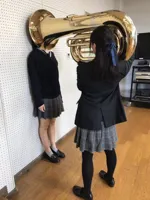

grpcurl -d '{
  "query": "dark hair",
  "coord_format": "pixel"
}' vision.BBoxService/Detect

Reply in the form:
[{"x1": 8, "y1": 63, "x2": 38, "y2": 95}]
[
  {"x1": 90, "y1": 25, "x2": 119, "y2": 81},
  {"x1": 31, "y1": 40, "x2": 49, "y2": 50}
]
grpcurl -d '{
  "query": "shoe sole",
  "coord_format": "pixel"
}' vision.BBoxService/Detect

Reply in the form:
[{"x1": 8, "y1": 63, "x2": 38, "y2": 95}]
[
  {"x1": 42, "y1": 153, "x2": 60, "y2": 163},
  {"x1": 50, "y1": 147, "x2": 66, "y2": 159},
  {"x1": 99, "y1": 172, "x2": 115, "y2": 187},
  {"x1": 72, "y1": 186, "x2": 93, "y2": 200}
]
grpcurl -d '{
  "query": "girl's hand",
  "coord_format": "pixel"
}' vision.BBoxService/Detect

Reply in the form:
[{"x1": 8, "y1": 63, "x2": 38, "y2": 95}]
[{"x1": 38, "y1": 104, "x2": 45, "y2": 112}]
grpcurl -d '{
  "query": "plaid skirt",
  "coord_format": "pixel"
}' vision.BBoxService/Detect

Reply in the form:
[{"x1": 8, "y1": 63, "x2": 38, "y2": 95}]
[
  {"x1": 74, "y1": 122, "x2": 117, "y2": 153},
  {"x1": 37, "y1": 95, "x2": 64, "y2": 119}
]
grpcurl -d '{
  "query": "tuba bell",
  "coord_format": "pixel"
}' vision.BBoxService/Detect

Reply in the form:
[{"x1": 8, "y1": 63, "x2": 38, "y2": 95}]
[{"x1": 29, "y1": 9, "x2": 137, "y2": 62}]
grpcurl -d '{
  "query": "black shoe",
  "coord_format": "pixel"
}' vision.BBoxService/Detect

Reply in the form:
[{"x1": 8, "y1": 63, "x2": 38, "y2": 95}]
[
  {"x1": 43, "y1": 152, "x2": 60, "y2": 163},
  {"x1": 99, "y1": 170, "x2": 115, "y2": 187},
  {"x1": 50, "y1": 147, "x2": 65, "y2": 158},
  {"x1": 72, "y1": 186, "x2": 93, "y2": 200}
]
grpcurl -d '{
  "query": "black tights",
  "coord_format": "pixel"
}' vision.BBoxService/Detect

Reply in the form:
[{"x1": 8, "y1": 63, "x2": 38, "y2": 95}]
[
  {"x1": 104, "y1": 149, "x2": 117, "y2": 179},
  {"x1": 82, "y1": 151, "x2": 94, "y2": 195},
  {"x1": 82, "y1": 149, "x2": 117, "y2": 194}
]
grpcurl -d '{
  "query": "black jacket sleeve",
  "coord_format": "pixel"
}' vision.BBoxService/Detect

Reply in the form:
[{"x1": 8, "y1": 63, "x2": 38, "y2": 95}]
[
  {"x1": 118, "y1": 53, "x2": 135, "y2": 79},
  {"x1": 77, "y1": 64, "x2": 83, "y2": 91},
  {"x1": 27, "y1": 53, "x2": 44, "y2": 108}
]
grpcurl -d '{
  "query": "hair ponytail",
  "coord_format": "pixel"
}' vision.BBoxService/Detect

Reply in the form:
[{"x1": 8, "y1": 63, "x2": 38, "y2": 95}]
[
  {"x1": 92, "y1": 48, "x2": 113, "y2": 80},
  {"x1": 90, "y1": 26, "x2": 119, "y2": 81}
]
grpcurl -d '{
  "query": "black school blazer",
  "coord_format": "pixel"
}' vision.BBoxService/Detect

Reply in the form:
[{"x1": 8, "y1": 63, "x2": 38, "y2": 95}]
[{"x1": 75, "y1": 55, "x2": 135, "y2": 130}]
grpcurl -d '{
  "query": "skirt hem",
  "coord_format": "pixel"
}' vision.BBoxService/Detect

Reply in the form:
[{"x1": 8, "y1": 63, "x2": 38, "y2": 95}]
[
  {"x1": 75, "y1": 142, "x2": 117, "y2": 153},
  {"x1": 74, "y1": 122, "x2": 117, "y2": 153},
  {"x1": 37, "y1": 95, "x2": 64, "y2": 119},
  {"x1": 38, "y1": 111, "x2": 64, "y2": 120}
]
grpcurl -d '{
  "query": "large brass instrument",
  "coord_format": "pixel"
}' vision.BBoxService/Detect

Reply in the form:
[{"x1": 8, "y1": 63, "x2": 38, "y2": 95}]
[{"x1": 29, "y1": 9, "x2": 137, "y2": 62}]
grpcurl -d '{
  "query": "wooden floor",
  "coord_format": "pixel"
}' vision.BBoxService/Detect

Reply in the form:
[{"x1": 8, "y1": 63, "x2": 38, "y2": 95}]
[{"x1": 11, "y1": 106, "x2": 150, "y2": 200}]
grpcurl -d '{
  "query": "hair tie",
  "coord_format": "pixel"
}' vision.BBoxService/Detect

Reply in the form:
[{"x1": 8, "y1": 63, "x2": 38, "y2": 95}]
[{"x1": 106, "y1": 42, "x2": 117, "y2": 66}]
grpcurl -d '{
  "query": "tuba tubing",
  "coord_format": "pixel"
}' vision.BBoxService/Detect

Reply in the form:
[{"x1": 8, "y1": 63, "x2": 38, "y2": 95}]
[{"x1": 29, "y1": 9, "x2": 137, "y2": 62}]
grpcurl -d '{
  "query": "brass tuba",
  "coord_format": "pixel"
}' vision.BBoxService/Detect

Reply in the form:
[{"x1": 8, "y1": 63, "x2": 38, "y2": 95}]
[{"x1": 29, "y1": 9, "x2": 137, "y2": 62}]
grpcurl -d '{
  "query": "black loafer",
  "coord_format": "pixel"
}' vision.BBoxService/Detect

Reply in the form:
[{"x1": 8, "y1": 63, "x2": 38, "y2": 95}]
[
  {"x1": 43, "y1": 152, "x2": 60, "y2": 163},
  {"x1": 51, "y1": 147, "x2": 65, "y2": 158},
  {"x1": 72, "y1": 186, "x2": 93, "y2": 200},
  {"x1": 99, "y1": 170, "x2": 115, "y2": 187}
]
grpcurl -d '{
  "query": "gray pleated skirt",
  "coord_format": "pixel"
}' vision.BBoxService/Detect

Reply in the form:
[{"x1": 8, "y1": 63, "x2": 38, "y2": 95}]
[
  {"x1": 38, "y1": 95, "x2": 64, "y2": 119},
  {"x1": 74, "y1": 122, "x2": 117, "y2": 153}
]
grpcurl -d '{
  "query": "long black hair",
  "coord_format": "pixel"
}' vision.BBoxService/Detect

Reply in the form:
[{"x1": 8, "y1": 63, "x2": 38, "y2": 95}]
[{"x1": 90, "y1": 25, "x2": 119, "y2": 81}]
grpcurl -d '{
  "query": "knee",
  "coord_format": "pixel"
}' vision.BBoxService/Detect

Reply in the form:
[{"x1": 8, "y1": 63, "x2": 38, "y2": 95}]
[
  {"x1": 40, "y1": 120, "x2": 50, "y2": 131},
  {"x1": 49, "y1": 118, "x2": 56, "y2": 126},
  {"x1": 82, "y1": 151, "x2": 93, "y2": 161}
]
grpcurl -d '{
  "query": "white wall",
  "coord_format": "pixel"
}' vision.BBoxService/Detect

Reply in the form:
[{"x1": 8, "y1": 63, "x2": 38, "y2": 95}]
[
  {"x1": 114, "y1": 0, "x2": 123, "y2": 10},
  {"x1": 0, "y1": 0, "x2": 116, "y2": 193},
  {"x1": 123, "y1": 0, "x2": 150, "y2": 33},
  {"x1": 0, "y1": 2, "x2": 15, "y2": 191},
  {"x1": 119, "y1": 0, "x2": 150, "y2": 97},
  {"x1": 0, "y1": 85, "x2": 15, "y2": 192}
]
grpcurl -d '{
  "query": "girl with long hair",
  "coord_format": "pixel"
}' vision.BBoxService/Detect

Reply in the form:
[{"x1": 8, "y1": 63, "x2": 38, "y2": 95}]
[{"x1": 73, "y1": 25, "x2": 134, "y2": 200}]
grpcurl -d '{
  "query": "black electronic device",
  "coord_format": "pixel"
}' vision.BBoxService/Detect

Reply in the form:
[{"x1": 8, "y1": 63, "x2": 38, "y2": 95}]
[{"x1": 135, "y1": 33, "x2": 150, "y2": 59}]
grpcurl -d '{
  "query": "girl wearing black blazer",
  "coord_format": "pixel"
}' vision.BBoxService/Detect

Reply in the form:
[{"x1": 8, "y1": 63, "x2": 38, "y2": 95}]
[
  {"x1": 73, "y1": 26, "x2": 134, "y2": 200},
  {"x1": 28, "y1": 43, "x2": 65, "y2": 164}
]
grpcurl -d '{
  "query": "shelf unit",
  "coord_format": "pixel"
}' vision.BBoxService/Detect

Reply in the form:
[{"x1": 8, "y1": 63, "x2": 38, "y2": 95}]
[{"x1": 130, "y1": 65, "x2": 150, "y2": 103}]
